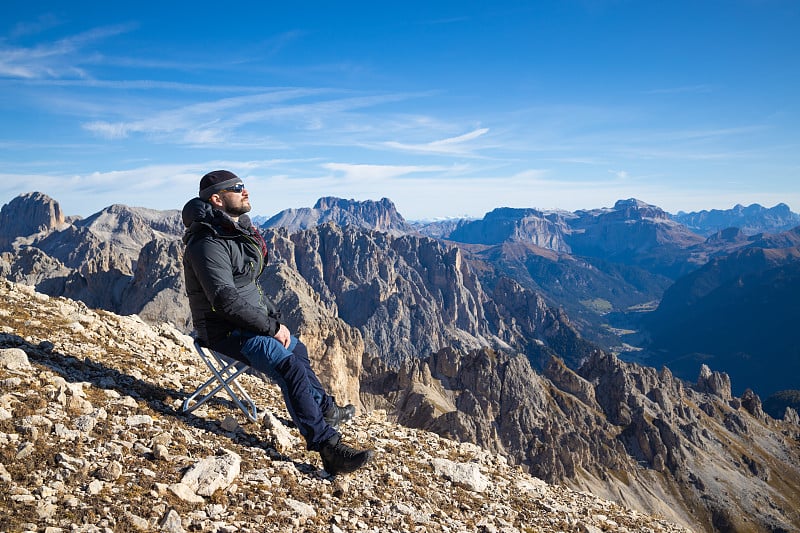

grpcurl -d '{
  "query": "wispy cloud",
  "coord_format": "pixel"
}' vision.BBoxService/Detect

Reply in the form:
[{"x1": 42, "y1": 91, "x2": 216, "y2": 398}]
[
  {"x1": 81, "y1": 89, "x2": 428, "y2": 149},
  {"x1": 0, "y1": 23, "x2": 135, "y2": 79},
  {"x1": 81, "y1": 88, "x2": 336, "y2": 140},
  {"x1": 383, "y1": 127, "x2": 490, "y2": 155}
]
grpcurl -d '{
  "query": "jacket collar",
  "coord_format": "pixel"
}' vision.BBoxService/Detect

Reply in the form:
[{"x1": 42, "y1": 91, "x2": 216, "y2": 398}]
[{"x1": 182, "y1": 197, "x2": 256, "y2": 242}]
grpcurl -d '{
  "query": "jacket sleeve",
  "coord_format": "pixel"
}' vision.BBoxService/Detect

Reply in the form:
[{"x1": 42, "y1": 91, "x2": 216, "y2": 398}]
[{"x1": 185, "y1": 235, "x2": 280, "y2": 336}]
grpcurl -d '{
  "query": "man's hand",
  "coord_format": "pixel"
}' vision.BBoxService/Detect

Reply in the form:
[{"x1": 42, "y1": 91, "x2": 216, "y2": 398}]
[{"x1": 274, "y1": 324, "x2": 291, "y2": 348}]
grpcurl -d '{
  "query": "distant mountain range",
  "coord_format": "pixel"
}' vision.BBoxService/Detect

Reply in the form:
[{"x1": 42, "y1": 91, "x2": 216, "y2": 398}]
[
  {"x1": 2, "y1": 191, "x2": 800, "y2": 531},
  {"x1": 673, "y1": 202, "x2": 800, "y2": 236},
  {"x1": 3, "y1": 192, "x2": 798, "y2": 390}
]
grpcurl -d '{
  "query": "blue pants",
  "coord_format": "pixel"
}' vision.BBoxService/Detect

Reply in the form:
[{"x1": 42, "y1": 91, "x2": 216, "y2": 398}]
[{"x1": 220, "y1": 331, "x2": 339, "y2": 450}]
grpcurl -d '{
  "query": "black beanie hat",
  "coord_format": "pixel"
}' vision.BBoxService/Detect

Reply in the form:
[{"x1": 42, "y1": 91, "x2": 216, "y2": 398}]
[{"x1": 199, "y1": 170, "x2": 242, "y2": 200}]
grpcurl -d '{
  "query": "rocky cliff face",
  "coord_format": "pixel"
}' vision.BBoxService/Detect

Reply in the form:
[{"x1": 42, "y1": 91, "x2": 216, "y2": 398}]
[
  {"x1": 444, "y1": 207, "x2": 572, "y2": 252},
  {"x1": 415, "y1": 199, "x2": 716, "y2": 348},
  {"x1": 460, "y1": 240, "x2": 673, "y2": 349},
  {"x1": 262, "y1": 224, "x2": 497, "y2": 367},
  {"x1": 0, "y1": 279, "x2": 689, "y2": 533},
  {"x1": 361, "y1": 344, "x2": 800, "y2": 532},
  {"x1": 73, "y1": 203, "x2": 183, "y2": 261},
  {"x1": 0, "y1": 192, "x2": 65, "y2": 251},
  {"x1": 0, "y1": 194, "x2": 185, "y2": 328},
  {"x1": 261, "y1": 223, "x2": 587, "y2": 370},
  {"x1": 119, "y1": 238, "x2": 190, "y2": 330}
]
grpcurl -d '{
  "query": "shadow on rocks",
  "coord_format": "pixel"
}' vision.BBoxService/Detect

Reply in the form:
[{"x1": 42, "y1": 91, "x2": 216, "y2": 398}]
[{"x1": 0, "y1": 332, "x2": 318, "y2": 475}]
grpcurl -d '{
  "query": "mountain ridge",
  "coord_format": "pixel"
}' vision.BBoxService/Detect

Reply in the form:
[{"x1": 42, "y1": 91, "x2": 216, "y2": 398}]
[
  {"x1": 673, "y1": 202, "x2": 800, "y2": 236},
  {"x1": 260, "y1": 197, "x2": 415, "y2": 236}
]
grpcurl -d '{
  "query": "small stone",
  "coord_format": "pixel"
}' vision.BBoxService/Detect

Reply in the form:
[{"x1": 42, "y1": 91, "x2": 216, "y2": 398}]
[
  {"x1": 262, "y1": 411, "x2": 297, "y2": 452},
  {"x1": 36, "y1": 501, "x2": 58, "y2": 520},
  {"x1": 159, "y1": 509, "x2": 186, "y2": 533},
  {"x1": 0, "y1": 348, "x2": 32, "y2": 371},
  {"x1": 152, "y1": 432, "x2": 172, "y2": 446},
  {"x1": 220, "y1": 415, "x2": 239, "y2": 432},
  {"x1": 126, "y1": 414, "x2": 153, "y2": 426},
  {"x1": 181, "y1": 449, "x2": 241, "y2": 497},
  {"x1": 121, "y1": 396, "x2": 139, "y2": 408},
  {"x1": 16, "y1": 441, "x2": 35, "y2": 460},
  {"x1": 153, "y1": 444, "x2": 171, "y2": 461},
  {"x1": 431, "y1": 458, "x2": 489, "y2": 493},
  {"x1": 95, "y1": 461, "x2": 123, "y2": 481},
  {"x1": 74, "y1": 415, "x2": 97, "y2": 434},
  {"x1": 54, "y1": 424, "x2": 80, "y2": 440},
  {"x1": 87, "y1": 479, "x2": 104, "y2": 495},
  {"x1": 332, "y1": 478, "x2": 351, "y2": 498},
  {"x1": 125, "y1": 512, "x2": 150, "y2": 531},
  {"x1": 67, "y1": 396, "x2": 94, "y2": 415},
  {"x1": 285, "y1": 498, "x2": 317, "y2": 519},
  {"x1": 169, "y1": 483, "x2": 205, "y2": 504},
  {"x1": 64, "y1": 497, "x2": 80, "y2": 508}
]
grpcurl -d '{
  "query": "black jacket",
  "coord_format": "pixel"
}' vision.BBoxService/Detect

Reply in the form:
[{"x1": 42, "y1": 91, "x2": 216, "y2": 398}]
[{"x1": 182, "y1": 197, "x2": 281, "y2": 353}]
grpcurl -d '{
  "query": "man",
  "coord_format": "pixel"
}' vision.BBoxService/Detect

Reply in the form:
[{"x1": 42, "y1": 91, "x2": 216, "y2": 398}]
[{"x1": 182, "y1": 169, "x2": 373, "y2": 475}]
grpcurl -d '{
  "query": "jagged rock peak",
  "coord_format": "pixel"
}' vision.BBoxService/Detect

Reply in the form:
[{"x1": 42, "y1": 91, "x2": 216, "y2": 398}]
[
  {"x1": 614, "y1": 198, "x2": 657, "y2": 210},
  {"x1": 0, "y1": 192, "x2": 65, "y2": 250},
  {"x1": 611, "y1": 198, "x2": 671, "y2": 220},
  {"x1": 313, "y1": 196, "x2": 396, "y2": 212},
  {"x1": 696, "y1": 363, "x2": 732, "y2": 401},
  {"x1": 263, "y1": 196, "x2": 414, "y2": 235}
]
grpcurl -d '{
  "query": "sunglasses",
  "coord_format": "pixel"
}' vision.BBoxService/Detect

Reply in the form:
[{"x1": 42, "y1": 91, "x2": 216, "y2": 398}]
[{"x1": 219, "y1": 183, "x2": 245, "y2": 194}]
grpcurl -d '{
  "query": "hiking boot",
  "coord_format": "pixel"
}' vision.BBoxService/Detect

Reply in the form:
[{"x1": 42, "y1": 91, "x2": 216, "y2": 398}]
[
  {"x1": 324, "y1": 403, "x2": 356, "y2": 428},
  {"x1": 319, "y1": 436, "x2": 374, "y2": 475}
]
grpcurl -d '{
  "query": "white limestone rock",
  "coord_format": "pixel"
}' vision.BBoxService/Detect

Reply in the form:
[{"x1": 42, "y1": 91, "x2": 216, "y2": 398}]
[{"x1": 180, "y1": 449, "x2": 241, "y2": 497}]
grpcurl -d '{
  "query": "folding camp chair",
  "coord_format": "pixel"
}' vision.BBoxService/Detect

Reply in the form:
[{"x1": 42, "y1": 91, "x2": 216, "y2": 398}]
[{"x1": 182, "y1": 339, "x2": 260, "y2": 423}]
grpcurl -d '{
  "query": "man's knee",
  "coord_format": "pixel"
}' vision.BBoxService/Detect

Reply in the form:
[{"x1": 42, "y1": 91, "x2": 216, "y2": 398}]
[{"x1": 241, "y1": 334, "x2": 292, "y2": 369}]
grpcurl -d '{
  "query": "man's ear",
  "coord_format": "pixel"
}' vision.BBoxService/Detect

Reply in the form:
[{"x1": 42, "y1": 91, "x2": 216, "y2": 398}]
[{"x1": 208, "y1": 193, "x2": 223, "y2": 208}]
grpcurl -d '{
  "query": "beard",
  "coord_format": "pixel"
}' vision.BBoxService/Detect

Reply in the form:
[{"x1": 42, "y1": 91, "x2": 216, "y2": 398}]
[{"x1": 222, "y1": 196, "x2": 251, "y2": 217}]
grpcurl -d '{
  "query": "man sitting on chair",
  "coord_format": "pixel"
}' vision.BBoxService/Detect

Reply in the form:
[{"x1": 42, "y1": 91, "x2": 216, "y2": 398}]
[{"x1": 182, "y1": 170, "x2": 373, "y2": 475}]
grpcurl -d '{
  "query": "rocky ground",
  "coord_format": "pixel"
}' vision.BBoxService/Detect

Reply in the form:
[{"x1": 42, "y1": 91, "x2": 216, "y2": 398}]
[{"x1": 0, "y1": 278, "x2": 690, "y2": 532}]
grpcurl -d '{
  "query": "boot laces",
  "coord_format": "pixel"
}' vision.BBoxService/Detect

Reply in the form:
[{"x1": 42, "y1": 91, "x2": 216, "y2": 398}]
[{"x1": 332, "y1": 441, "x2": 361, "y2": 459}]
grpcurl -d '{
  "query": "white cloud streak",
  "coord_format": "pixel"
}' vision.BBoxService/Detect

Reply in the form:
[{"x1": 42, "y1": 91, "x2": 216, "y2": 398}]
[
  {"x1": 0, "y1": 24, "x2": 135, "y2": 79},
  {"x1": 383, "y1": 127, "x2": 490, "y2": 155}
]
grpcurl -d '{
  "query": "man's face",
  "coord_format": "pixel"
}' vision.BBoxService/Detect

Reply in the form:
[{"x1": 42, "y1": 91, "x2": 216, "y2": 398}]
[{"x1": 216, "y1": 185, "x2": 251, "y2": 217}]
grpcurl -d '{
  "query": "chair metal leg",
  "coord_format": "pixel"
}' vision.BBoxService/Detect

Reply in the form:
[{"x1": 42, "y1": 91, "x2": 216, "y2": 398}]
[{"x1": 182, "y1": 341, "x2": 260, "y2": 423}]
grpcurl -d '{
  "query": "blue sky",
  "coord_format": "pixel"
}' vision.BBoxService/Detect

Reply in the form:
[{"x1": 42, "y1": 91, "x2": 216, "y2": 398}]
[{"x1": 1, "y1": 1, "x2": 798, "y2": 220}]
